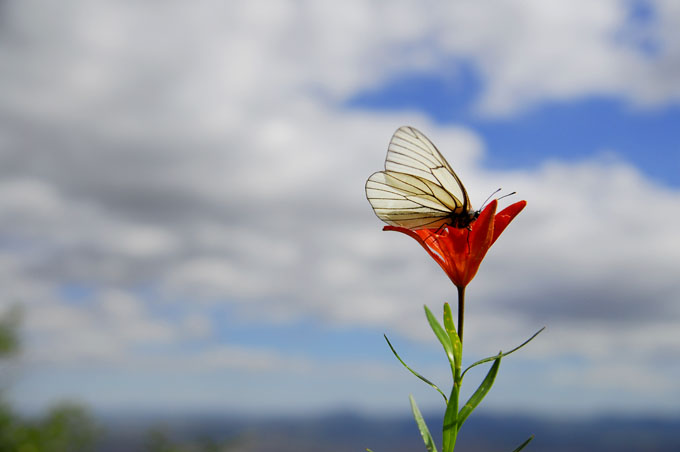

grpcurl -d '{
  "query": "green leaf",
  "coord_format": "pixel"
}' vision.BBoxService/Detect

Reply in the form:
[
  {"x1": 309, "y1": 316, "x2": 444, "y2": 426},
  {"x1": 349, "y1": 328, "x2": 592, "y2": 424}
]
[
  {"x1": 366, "y1": 449, "x2": 375, "y2": 452},
  {"x1": 409, "y1": 395, "x2": 438, "y2": 452},
  {"x1": 384, "y1": 335, "x2": 448, "y2": 403},
  {"x1": 442, "y1": 303, "x2": 462, "y2": 370},
  {"x1": 457, "y1": 354, "x2": 501, "y2": 428},
  {"x1": 461, "y1": 327, "x2": 544, "y2": 379},
  {"x1": 424, "y1": 305, "x2": 455, "y2": 369},
  {"x1": 441, "y1": 387, "x2": 459, "y2": 452},
  {"x1": 511, "y1": 435, "x2": 534, "y2": 452}
]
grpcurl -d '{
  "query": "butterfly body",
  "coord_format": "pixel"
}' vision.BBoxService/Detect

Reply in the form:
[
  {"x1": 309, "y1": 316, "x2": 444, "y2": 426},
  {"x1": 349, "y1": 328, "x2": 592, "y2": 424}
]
[
  {"x1": 445, "y1": 208, "x2": 479, "y2": 229},
  {"x1": 366, "y1": 126, "x2": 478, "y2": 230}
]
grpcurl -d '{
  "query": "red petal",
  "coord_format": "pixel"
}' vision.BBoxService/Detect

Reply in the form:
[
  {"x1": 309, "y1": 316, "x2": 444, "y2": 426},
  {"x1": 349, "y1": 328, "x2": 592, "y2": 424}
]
[
  {"x1": 383, "y1": 226, "x2": 446, "y2": 268},
  {"x1": 491, "y1": 200, "x2": 527, "y2": 245},
  {"x1": 460, "y1": 200, "x2": 496, "y2": 286}
]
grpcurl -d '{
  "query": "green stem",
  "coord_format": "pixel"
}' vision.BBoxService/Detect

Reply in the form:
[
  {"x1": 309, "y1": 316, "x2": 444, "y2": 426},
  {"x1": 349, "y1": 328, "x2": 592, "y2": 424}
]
[
  {"x1": 444, "y1": 287, "x2": 466, "y2": 452},
  {"x1": 457, "y1": 285, "x2": 465, "y2": 344}
]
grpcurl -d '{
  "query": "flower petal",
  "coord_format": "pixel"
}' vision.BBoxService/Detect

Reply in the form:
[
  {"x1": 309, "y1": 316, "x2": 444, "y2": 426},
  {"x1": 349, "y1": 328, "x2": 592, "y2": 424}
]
[
  {"x1": 383, "y1": 226, "x2": 447, "y2": 269},
  {"x1": 382, "y1": 199, "x2": 526, "y2": 290},
  {"x1": 459, "y1": 200, "x2": 496, "y2": 286},
  {"x1": 491, "y1": 200, "x2": 527, "y2": 245}
]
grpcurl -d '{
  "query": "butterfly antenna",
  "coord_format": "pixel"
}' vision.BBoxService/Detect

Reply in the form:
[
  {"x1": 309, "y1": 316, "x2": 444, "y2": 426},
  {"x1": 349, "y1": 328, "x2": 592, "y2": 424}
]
[
  {"x1": 497, "y1": 191, "x2": 517, "y2": 201},
  {"x1": 479, "y1": 188, "x2": 502, "y2": 210}
]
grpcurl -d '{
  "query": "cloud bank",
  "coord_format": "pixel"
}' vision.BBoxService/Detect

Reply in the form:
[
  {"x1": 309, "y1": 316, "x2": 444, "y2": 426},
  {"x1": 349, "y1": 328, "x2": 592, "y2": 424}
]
[{"x1": 1, "y1": 0, "x2": 679, "y2": 414}]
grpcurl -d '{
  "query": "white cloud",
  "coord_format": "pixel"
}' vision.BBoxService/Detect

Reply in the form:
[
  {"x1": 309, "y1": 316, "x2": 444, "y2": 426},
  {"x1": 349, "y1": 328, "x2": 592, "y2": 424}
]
[
  {"x1": 21, "y1": 288, "x2": 179, "y2": 366},
  {"x1": 3, "y1": 0, "x2": 680, "y2": 123},
  {"x1": 182, "y1": 313, "x2": 213, "y2": 339},
  {"x1": 164, "y1": 257, "x2": 270, "y2": 300},
  {"x1": 0, "y1": 0, "x2": 679, "y2": 414},
  {"x1": 435, "y1": 0, "x2": 680, "y2": 115}
]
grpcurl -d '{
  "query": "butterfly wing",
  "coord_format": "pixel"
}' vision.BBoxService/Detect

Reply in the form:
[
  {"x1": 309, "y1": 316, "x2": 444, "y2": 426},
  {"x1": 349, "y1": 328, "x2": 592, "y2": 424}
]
[
  {"x1": 365, "y1": 126, "x2": 472, "y2": 229},
  {"x1": 366, "y1": 171, "x2": 454, "y2": 229},
  {"x1": 386, "y1": 126, "x2": 471, "y2": 211}
]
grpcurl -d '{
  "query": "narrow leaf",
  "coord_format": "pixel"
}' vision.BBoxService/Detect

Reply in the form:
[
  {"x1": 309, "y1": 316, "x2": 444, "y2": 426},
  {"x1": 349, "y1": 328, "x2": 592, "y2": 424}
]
[
  {"x1": 424, "y1": 305, "x2": 455, "y2": 368},
  {"x1": 441, "y1": 386, "x2": 458, "y2": 452},
  {"x1": 457, "y1": 355, "x2": 501, "y2": 428},
  {"x1": 461, "y1": 327, "x2": 544, "y2": 379},
  {"x1": 511, "y1": 435, "x2": 534, "y2": 452},
  {"x1": 409, "y1": 395, "x2": 438, "y2": 452},
  {"x1": 442, "y1": 303, "x2": 462, "y2": 369},
  {"x1": 384, "y1": 335, "x2": 447, "y2": 403}
]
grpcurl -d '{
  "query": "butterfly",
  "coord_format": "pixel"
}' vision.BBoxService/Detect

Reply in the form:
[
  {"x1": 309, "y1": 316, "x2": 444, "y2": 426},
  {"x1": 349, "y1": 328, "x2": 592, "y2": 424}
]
[{"x1": 365, "y1": 126, "x2": 479, "y2": 230}]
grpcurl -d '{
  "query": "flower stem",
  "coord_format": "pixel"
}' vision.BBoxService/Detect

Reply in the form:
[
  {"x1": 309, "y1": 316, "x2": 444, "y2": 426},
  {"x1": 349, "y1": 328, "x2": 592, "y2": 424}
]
[{"x1": 457, "y1": 285, "x2": 465, "y2": 344}]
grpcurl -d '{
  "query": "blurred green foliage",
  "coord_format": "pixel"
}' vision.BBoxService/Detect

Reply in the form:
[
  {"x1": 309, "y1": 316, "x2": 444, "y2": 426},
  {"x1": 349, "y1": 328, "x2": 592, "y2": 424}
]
[
  {"x1": 0, "y1": 307, "x2": 100, "y2": 451},
  {"x1": 0, "y1": 307, "x2": 20, "y2": 356},
  {"x1": 0, "y1": 402, "x2": 100, "y2": 452},
  {"x1": 0, "y1": 308, "x2": 239, "y2": 451}
]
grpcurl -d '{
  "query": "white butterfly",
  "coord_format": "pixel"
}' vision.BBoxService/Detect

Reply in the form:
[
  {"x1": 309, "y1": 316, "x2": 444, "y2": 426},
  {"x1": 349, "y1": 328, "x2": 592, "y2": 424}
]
[{"x1": 366, "y1": 126, "x2": 478, "y2": 230}]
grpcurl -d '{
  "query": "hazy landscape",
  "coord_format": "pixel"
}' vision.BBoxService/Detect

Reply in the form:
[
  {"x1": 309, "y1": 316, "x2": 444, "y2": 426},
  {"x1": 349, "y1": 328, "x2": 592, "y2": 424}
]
[{"x1": 93, "y1": 411, "x2": 680, "y2": 452}]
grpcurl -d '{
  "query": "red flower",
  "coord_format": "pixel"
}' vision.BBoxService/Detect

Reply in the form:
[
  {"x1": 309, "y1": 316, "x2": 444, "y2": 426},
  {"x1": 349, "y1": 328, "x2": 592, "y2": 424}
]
[{"x1": 384, "y1": 200, "x2": 526, "y2": 289}]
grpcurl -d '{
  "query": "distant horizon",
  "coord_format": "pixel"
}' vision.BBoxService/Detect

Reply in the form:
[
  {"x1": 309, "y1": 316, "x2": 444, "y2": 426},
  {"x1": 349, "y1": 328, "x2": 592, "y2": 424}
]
[
  {"x1": 13, "y1": 402, "x2": 680, "y2": 424},
  {"x1": 56, "y1": 409, "x2": 680, "y2": 452}
]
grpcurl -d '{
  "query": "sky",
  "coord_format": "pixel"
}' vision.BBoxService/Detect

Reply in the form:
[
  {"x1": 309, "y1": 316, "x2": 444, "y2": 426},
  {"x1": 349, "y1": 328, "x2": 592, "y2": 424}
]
[{"x1": 0, "y1": 0, "x2": 679, "y2": 419}]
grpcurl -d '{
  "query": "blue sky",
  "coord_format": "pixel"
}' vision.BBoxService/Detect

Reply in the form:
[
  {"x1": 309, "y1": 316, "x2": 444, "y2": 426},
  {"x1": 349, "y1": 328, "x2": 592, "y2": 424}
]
[
  {"x1": 1, "y1": 0, "x2": 680, "y2": 420},
  {"x1": 349, "y1": 68, "x2": 680, "y2": 187}
]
